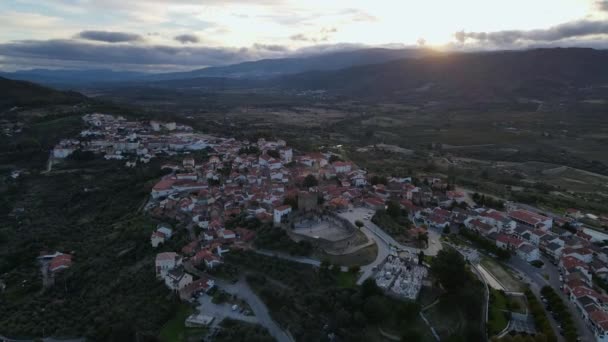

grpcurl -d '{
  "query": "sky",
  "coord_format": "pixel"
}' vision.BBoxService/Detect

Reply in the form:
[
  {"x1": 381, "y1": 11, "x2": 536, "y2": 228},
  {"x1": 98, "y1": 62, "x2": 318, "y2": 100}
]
[{"x1": 1, "y1": 0, "x2": 608, "y2": 72}]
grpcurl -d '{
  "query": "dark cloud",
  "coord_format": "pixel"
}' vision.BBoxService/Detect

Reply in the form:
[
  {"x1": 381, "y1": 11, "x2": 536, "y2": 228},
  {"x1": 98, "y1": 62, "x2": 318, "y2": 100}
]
[
  {"x1": 0, "y1": 39, "x2": 249, "y2": 67},
  {"x1": 0, "y1": 39, "x2": 302, "y2": 71},
  {"x1": 77, "y1": 30, "x2": 143, "y2": 43},
  {"x1": 454, "y1": 19, "x2": 608, "y2": 45},
  {"x1": 598, "y1": 1, "x2": 608, "y2": 12},
  {"x1": 174, "y1": 34, "x2": 199, "y2": 44}
]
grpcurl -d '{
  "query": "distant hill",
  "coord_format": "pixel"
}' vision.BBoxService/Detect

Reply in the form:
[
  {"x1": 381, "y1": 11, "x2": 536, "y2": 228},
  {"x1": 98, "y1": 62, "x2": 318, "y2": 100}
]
[
  {"x1": 0, "y1": 69, "x2": 147, "y2": 87},
  {"x1": 0, "y1": 76, "x2": 85, "y2": 109},
  {"x1": 277, "y1": 48, "x2": 608, "y2": 102},
  {"x1": 147, "y1": 47, "x2": 433, "y2": 80},
  {"x1": 0, "y1": 48, "x2": 432, "y2": 86}
]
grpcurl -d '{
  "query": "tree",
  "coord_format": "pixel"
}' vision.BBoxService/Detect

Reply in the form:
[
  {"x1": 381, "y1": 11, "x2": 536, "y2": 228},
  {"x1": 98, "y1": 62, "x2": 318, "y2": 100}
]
[
  {"x1": 283, "y1": 197, "x2": 298, "y2": 210},
  {"x1": 418, "y1": 251, "x2": 425, "y2": 265},
  {"x1": 266, "y1": 150, "x2": 280, "y2": 158},
  {"x1": 386, "y1": 200, "x2": 401, "y2": 218},
  {"x1": 443, "y1": 225, "x2": 451, "y2": 235},
  {"x1": 363, "y1": 295, "x2": 388, "y2": 324},
  {"x1": 417, "y1": 232, "x2": 428, "y2": 248},
  {"x1": 329, "y1": 155, "x2": 342, "y2": 163},
  {"x1": 302, "y1": 174, "x2": 318, "y2": 188},
  {"x1": 361, "y1": 278, "x2": 382, "y2": 298},
  {"x1": 355, "y1": 220, "x2": 364, "y2": 229},
  {"x1": 431, "y1": 249, "x2": 467, "y2": 291}
]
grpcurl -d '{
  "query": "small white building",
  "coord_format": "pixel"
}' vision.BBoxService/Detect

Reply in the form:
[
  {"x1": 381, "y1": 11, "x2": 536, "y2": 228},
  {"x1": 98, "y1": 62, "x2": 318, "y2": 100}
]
[
  {"x1": 164, "y1": 267, "x2": 193, "y2": 291},
  {"x1": 516, "y1": 243, "x2": 540, "y2": 262},
  {"x1": 155, "y1": 252, "x2": 182, "y2": 278},
  {"x1": 273, "y1": 205, "x2": 292, "y2": 225}
]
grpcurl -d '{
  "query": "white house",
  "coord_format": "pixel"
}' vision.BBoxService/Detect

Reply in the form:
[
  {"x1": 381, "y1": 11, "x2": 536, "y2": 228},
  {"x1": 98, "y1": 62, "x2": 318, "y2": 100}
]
[
  {"x1": 220, "y1": 229, "x2": 236, "y2": 239},
  {"x1": 155, "y1": 252, "x2": 182, "y2": 278},
  {"x1": 164, "y1": 267, "x2": 193, "y2": 291},
  {"x1": 156, "y1": 226, "x2": 173, "y2": 239},
  {"x1": 516, "y1": 243, "x2": 540, "y2": 262},
  {"x1": 273, "y1": 205, "x2": 292, "y2": 225},
  {"x1": 150, "y1": 231, "x2": 167, "y2": 248},
  {"x1": 279, "y1": 148, "x2": 293, "y2": 163},
  {"x1": 333, "y1": 161, "x2": 352, "y2": 174}
]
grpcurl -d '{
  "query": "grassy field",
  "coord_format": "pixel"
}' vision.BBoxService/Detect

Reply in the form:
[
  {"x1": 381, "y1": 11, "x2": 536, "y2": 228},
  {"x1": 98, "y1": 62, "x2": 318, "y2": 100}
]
[
  {"x1": 488, "y1": 289, "x2": 509, "y2": 336},
  {"x1": 158, "y1": 305, "x2": 206, "y2": 342},
  {"x1": 481, "y1": 258, "x2": 524, "y2": 292},
  {"x1": 425, "y1": 300, "x2": 466, "y2": 339},
  {"x1": 315, "y1": 243, "x2": 378, "y2": 267},
  {"x1": 334, "y1": 271, "x2": 358, "y2": 288}
]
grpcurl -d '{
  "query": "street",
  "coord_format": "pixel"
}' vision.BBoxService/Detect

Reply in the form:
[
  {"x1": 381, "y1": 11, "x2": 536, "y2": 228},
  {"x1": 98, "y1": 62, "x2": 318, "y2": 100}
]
[
  {"x1": 339, "y1": 207, "x2": 444, "y2": 284},
  {"x1": 507, "y1": 255, "x2": 594, "y2": 342},
  {"x1": 184, "y1": 261, "x2": 295, "y2": 342}
]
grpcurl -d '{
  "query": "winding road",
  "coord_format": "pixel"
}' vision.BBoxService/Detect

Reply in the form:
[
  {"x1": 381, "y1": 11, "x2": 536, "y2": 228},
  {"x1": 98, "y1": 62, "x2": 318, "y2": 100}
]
[{"x1": 184, "y1": 261, "x2": 294, "y2": 342}]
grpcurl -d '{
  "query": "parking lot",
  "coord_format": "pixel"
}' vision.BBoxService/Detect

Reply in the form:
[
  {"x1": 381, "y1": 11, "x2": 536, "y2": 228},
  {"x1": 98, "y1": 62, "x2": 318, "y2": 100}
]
[{"x1": 196, "y1": 294, "x2": 257, "y2": 328}]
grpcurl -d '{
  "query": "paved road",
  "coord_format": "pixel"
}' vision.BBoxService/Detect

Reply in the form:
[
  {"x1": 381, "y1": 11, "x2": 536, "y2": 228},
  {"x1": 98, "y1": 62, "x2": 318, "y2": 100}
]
[
  {"x1": 220, "y1": 278, "x2": 295, "y2": 342},
  {"x1": 338, "y1": 208, "x2": 394, "y2": 284},
  {"x1": 184, "y1": 261, "x2": 294, "y2": 342},
  {"x1": 507, "y1": 256, "x2": 594, "y2": 342},
  {"x1": 341, "y1": 207, "x2": 443, "y2": 256},
  {"x1": 338, "y1": 207, "x2": 446, "y2": 284},
  {"x1": 197, "y1": 294, "x2": 258, "y2": 324}
]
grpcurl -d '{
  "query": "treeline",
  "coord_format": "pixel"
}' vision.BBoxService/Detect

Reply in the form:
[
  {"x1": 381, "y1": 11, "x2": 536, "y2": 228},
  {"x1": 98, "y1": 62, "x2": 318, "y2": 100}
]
[
  {"x1": 431, "y1": 248, "x2": 486, "y2": 340},
  {"x1": 229, "y1": 251, "x2": 427, "y2": 341},
  {"x1": 459, "y1": 228, "x2": 510, "y2": 260},
  {"x1": 472, "y1": 193, "x2": 505, "y2": 210},
  {"x1": 0, "y1": 161, "x2": 178, "y2": 340},
  {"x1": 214, "y1": 319, "x2": 274, "y2": 342},
  {"x1": 524, "y1": 288, "x2": 557, "y2": 342},
  {"x1": 371, "y1": 207, "x2": 411, "y2": 239},
  {"x1": 254, "y1": 226, "x2": 313, "y2": 256},
  {"x1": 225, "y1": 215, "x2": 313, "y2": 256},
  {"x1": 541, "y1": 286, "x2": 577, "y2": 341}
]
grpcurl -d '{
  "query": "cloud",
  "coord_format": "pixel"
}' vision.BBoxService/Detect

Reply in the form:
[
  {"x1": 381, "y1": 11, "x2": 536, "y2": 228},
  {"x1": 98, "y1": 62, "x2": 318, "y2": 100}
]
[
  {"x1": 598, "y1": 1, "x2": 608, "y2": 12},
  {"x1": 454, "y1": 19, "x2": 608, "y2": 46},
  {"x1": 174, "y1": 34, "x2": 199, "y2": 44},
  {"x1": 252, "y1": 43, "x2": 289, "y2": 52},
  {"x1": 0, "y1": 37, "x2": 377, "y2": 71},
  {"x1": 0, "y1": 39, "x2": 302, "y2": 71},
  {"x1": 77, "y1": 30, "x2": 143, "y2": 43},
  {"x1": 290, "y1": 27, "x2": 338, "y2": 43}
]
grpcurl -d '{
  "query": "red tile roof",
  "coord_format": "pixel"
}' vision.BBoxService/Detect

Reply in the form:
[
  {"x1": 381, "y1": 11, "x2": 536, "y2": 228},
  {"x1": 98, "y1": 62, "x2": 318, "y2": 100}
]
[{"x1": 49, "y1": 254, "x2": 72, "y2": 272}]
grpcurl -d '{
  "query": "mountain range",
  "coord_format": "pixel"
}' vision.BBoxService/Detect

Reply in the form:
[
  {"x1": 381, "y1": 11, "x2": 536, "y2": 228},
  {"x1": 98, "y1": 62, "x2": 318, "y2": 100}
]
[{"x1": 0, "y1": 47, "x2": 431, "y2": 86}]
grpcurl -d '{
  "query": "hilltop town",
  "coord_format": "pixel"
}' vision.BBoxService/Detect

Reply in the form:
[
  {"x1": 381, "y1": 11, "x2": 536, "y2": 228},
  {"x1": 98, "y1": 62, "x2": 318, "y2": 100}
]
[{"x1": 38, "y1": 112, "x2": 608, "y2": 342}]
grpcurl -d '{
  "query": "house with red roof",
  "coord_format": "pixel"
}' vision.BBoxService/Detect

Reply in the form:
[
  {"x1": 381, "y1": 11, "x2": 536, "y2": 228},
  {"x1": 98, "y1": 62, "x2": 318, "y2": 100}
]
[
  {"x1": 152, "y1": 177, "x2": 177, "y2": 198},
  {"x1": 562, "y1": 247, "x2": 594, "y2": 263},
  {"x1": 49, "y1": 254, "x2": 73, "y2": 273},
  {"x1": 333, "y1": 161, "x2": 352, "y2": 174},
  {"x1": 363, "y1": 197, "x2": 385, "y2": 210},
  {"x1": 179, "y1": 278, "x2": 215, "y2": 300},
  {"x1": 508, "y1": 209, "x2": 553, "y2": 230},
  {"x1": 155, "y1": 252, "x2": 182, "y2": 278},
  {"x1": 560, "y1": 255, "x2": 592, "y2": 285},
  {"x1": 495, "y1": 234, "x2": 525, "y2": 250},
  {"x1": 193, "y1": 249, "x2": 222, "y2": 269},
  {"x1": 588, "y1": 308, "x2": 608, "y2": 342},
  {"x1": 465, "y1": 218, "x2": 498, "y2": 236}
]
